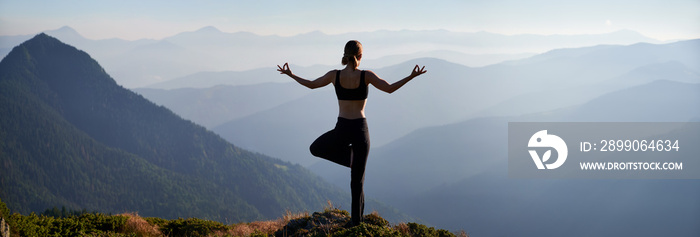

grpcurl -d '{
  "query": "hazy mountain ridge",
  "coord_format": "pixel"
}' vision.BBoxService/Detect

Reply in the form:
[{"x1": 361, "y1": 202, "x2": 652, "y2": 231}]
[
  {"x1": 364, "y1": 80, "x2": 700, "y2": 197},
  {"x1": 359, "y1": 79, "x2": 700, "y2": 235},
  {"x1": 2, "y1": 26, "x2": 662, "y2": 88},
  {"x1": 195, "y1": 38, "x2": 699, "y2": 235},
  {"x1": 145, "y1": 68, "x2": 290, "y2": 90},
  {"x1": 363, "y1": 50, "x2": 536, "y2": 68},
  {"x1": 0, "y1": 34, "x2": 359, "y2": 223},
  {"x1": 207, "y1": 39, "x2": 699, "y2": 167},
  {"x1": 477, "y1": 59, "x2": 700, "y2": 118},
  {"x1": 134, "y1": 83, "x2": 311, "y2": 128}
]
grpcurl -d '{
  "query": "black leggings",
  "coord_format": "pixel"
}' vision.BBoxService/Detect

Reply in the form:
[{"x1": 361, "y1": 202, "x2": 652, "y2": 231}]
[{"x1": 310, "y1": 117, "x2": 370, "y2": 225}]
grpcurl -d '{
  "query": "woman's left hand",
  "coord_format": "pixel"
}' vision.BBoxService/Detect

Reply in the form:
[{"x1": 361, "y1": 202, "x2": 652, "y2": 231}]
[{"x1": 410, "y1": 65, "x2": 427, "y2": 78}]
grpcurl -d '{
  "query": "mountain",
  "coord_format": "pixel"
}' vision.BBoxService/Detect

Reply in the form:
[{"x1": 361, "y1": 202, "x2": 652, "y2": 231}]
[
  {"x1": 134, "y1": 82, "x2": 311, "y2": 128},
  {"x1": 398, "y1": 121, "x2": 700, "y2": 236},
  {"x1": 476, "y1": 60, "x2": 700, "y2": 118},
  {"x1": 148, "y1": 28, "x2": 661, "y2": 88},
  {"x1": 105, "y1": 39, "x2": 214, "y2": 88},
  {"x1": 341, "y1": 79, "x2": 700, "y2": 235},
  {"x1": 210, "y1": 39, "x2": 700, "y2": 167},
  {"x1": 362, "y1": 50, "x2": 535, "y2": 68},
  {"x1": 145, "y1": 68, "x2": 286, "y2": 90},
  {"x1": 362, "y1": 79, "x2": 700, "y2": 198},
  {"x1": 212, "y1": 58, "x2": 487, "y2": 166},
  {"x1": 411, "y1": 173, "x2": 700, "y2": 236},
  {"x1": 0, "y1": 34, "x2": 358, "y2": 223},
  {"x1": 2, "y1": 27, "x2": 662, "y2": 88}
]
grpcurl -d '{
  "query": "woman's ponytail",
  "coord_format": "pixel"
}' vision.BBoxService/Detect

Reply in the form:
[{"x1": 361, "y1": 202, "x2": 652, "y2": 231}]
[{"x1": 341, "y1": 40, "x2": 362, "y2": 70}]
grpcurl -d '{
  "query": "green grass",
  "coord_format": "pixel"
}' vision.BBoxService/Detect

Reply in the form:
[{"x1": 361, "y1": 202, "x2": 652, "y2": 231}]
[{"x1": 0, "y1": 198, "x2": 467, "y2": 237}]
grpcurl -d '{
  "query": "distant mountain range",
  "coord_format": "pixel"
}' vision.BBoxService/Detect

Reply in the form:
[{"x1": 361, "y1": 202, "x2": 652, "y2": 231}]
[
  {"x1": 158, "y1": 38, "x2": 697, "y2": 235},
  {"x1": 0, "y1": 34, "x2": 410, "y2": 223},
  {"x1": 356, "y1": 79, "x2": 700, "y2": 199},
  {"x1": 202, "y1": 39, "x2": 699, "y2": 166},
  {"x1": 1, "y1": 26, "x2": 662, "y2": 88},
  {"x1": 134, "y1": 83, "x2": 311, "y2": 128},
  {"x1": 359, "y1": 80, "x2": 700, "y2": 235}
]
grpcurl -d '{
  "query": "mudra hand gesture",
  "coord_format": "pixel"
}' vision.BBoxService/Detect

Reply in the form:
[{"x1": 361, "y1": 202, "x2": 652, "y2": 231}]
[
  {"x1": 277, "y1": 63, "x2": 292, "y2": 76},
  {"x1": 410, "y1": 65, "x2": 427, "y2": 78}
]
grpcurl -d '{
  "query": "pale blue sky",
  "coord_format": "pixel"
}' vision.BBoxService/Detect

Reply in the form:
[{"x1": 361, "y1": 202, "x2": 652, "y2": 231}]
[{"x1": 1, "y1": 0, "x2": 698, "y2": 40}]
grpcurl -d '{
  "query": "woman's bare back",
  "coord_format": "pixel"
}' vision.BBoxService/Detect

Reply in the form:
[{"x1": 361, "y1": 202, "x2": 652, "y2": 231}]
[{"x1": 335, "y1": 68, "x2": 368, "y2": 119}]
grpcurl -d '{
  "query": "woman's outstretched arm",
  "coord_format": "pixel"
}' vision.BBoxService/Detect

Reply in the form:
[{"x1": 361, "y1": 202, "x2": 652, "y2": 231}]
[
  {"x1": 277, "y1": 63, "x2": 332, "y2": 89},
  {"x1": 368, "y1": 65, "x2": 427, "y2": 94}
]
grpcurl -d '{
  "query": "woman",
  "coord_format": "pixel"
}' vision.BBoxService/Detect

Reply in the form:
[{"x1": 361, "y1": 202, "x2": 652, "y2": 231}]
[{"x1": 277, "y1": 40, "x2": 426, "y2": 226}]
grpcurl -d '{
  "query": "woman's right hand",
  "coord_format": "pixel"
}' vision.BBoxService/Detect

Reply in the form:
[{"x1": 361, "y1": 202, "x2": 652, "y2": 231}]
[
  {"x1": 410, "y1": 65, "x2": 427, "y2": 78},
  {"x1": 277, "y1": 62, "x2": 292, "y2": 76}
]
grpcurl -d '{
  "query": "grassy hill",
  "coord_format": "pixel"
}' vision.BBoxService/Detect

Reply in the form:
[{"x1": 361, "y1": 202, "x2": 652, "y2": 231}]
[{"x1": 1, "y1": 198, "x2": 462, "y2": 237}]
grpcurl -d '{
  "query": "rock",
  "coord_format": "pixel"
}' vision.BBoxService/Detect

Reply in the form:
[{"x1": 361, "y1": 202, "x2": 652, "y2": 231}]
[{"x1": 0, "y1": 217, "x2": 9, "y2": 237}]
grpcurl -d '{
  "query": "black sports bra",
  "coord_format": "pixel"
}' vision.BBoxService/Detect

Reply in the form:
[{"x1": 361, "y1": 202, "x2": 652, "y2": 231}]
[{"x1": 334, "y1": 70, "x2": 368, "y2": 100}]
